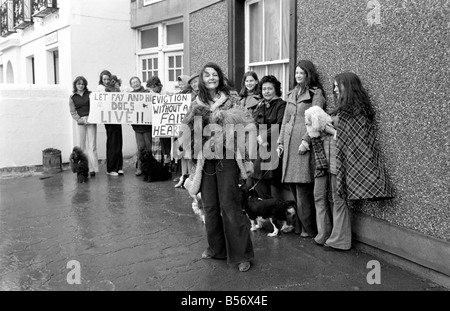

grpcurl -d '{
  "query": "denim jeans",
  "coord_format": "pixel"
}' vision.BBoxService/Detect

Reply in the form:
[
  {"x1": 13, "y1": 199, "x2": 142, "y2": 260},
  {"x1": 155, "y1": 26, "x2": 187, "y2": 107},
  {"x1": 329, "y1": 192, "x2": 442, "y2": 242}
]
[{"x1": 201, "y1": 159, "x2": 254, "y2": 265}]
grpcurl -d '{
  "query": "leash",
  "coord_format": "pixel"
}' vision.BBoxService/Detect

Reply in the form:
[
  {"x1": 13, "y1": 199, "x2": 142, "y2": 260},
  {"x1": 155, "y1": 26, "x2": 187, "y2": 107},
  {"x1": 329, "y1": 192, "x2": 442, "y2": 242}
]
[{"x1": 249, "y1": 156, "x2": 280, "y2": 191}]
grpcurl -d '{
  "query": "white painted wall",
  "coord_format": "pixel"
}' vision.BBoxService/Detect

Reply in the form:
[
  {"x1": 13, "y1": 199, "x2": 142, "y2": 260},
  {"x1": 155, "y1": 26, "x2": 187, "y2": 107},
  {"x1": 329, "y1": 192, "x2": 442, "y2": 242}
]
[
  {"x1": 0, "y1": 0, "x2": 139, "y2": 168},
  {"x1": 0, "y1": 84, "x2": 138, "y2": 169},
  {"x1": 68, "y1": 0, "x2": 138, "y2": 163},
  {"x1": 0, "y1": 84, "x2": 73, "y2": 168}
]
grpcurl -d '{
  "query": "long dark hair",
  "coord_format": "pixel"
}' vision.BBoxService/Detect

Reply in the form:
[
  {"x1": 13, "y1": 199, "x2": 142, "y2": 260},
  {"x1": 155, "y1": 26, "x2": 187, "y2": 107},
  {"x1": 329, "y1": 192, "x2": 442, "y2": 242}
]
[
  {"x1": 98, "y1": 70, "x2": 112, "y2": 86},
  {"x1": 238, "y1": 71, "x2": 260, "y2": 97},
  {"x1": 333, "y1": 72, "x2": 375, "y2": 121},
  {"x1": 72, "y1": 76, "x2": 89, "y2": 93},
  {"x1": 259, "y1": 75, "x2": 282, "y2": 98},
  {"x1": 197, "y1": 62, "x2": 231, "y2": 104},
  {"x1": 295, "y1": 60, "x2": 325, "y2": 96}
]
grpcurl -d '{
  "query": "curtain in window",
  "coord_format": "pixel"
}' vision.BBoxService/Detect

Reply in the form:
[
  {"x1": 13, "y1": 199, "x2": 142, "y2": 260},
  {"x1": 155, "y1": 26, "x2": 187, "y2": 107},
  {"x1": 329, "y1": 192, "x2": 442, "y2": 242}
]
[
  {"x1": 264, "y1": 0, "x2": 280, "y2": 62},
  {"x1": 281, "y1": 0, "x2": 289, "y2": 59},
  {"x1": 249, "y1": 1, "x2": 262, "y2": 63}
]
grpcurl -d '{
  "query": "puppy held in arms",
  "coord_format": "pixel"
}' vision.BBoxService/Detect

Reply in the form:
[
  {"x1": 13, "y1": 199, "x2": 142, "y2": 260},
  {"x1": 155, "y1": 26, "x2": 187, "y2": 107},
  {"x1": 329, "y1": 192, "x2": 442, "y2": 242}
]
[
  {"x1": 241, "y1": 186, "x2": 296, "y2": 237},
  {"x1": 70, "y1": 146, "x2": 89, "y2": 183},
  {"x1": 139, "y1": 149, "x2": 172, "y2": 182}
]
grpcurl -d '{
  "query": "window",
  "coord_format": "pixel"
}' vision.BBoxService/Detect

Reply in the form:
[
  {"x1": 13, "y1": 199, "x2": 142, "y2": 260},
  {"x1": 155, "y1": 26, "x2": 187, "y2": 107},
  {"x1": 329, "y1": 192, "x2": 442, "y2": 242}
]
[
  {"x1": 141, "y1": 27, "x2": 158, "y2": 49},
  {"x1": 166, "y1": 52, "x2": 183, "y2": 83},
  {"x1": 141, "y1": 56, "x2": 158, "y2": 83},
  {"x1": 46, "y1": 49, "x2": 59, "y2": 84},
  {"x1": 245, "y1": 0, "x2": 290, "y2": 98},
  {"x1": 26, "y1": 55, "x2": 35, "y2": 84},
  {"x1": 166, "y1": 22, "x2": 183, "y2": 45},
  {"x1": 138, "y1": 20, "x2": 184, "y2": 93}
]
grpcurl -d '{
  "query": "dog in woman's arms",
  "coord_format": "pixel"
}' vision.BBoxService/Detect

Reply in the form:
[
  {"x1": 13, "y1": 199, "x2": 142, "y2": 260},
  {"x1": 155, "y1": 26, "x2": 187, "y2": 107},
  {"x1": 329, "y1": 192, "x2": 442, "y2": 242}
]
[
  {"x1": 140, "y1": 149, "x2": 172, "y2": 182},
  {"x1": 241, "y1": 185, "x2": 296, "y2": 237},
  {"x1": 70, "y1": 146, "x2": 89, "y2": 183}
]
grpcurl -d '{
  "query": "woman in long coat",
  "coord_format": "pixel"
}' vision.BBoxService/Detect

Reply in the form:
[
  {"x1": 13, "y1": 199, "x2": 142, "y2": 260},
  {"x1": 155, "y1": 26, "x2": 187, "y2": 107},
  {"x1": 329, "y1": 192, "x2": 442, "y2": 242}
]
[{"x1": 277, "y1": 60, "x2": 326, "y2": 237}]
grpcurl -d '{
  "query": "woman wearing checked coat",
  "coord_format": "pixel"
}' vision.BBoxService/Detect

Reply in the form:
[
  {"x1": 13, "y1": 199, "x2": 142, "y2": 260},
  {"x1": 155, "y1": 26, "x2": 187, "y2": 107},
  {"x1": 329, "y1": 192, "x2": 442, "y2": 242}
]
[
  {"x1": 312, "y1": 72, "x2": 393, "y2": 250},
  {"x1": 277, "y1": 60, "x2": 326, "y2": 238}
]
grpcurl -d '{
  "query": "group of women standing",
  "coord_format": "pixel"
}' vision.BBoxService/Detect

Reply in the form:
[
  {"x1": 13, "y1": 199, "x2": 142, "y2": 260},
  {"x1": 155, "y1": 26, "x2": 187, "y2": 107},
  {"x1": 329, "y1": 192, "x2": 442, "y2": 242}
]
[
  {"x1": 69, "y1": 70, "x2": 200, "y2": 179},
  {"x1": 70, "y1": 60, "x2": 393, "y2": 273},
  {"x1": 182, "y1": 60, "x2": 393, "y2": 272}
]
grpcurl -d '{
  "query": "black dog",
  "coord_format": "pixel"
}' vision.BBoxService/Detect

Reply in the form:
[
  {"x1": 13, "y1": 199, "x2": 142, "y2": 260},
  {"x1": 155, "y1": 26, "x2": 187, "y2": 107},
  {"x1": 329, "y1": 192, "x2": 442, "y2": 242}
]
[
  {"x1": 70, "y1": 146, "x2": 89, "y2": 183},
  {"x1": 140, "y1": 149, "x2": 172, "y2": 182},
  {"x1": 241, "y1": 186, "x2": 296, "y2": 237}
]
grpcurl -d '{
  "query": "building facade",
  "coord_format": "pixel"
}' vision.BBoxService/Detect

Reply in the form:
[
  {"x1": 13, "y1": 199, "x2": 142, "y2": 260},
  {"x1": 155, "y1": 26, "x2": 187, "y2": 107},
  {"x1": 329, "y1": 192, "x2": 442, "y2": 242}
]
[
  {"x1": 0, "y1": 0, "x2": 448, "y2": 282},
  {"x1": 0, "y1": 0, "x2": 138, "y2": 165}
]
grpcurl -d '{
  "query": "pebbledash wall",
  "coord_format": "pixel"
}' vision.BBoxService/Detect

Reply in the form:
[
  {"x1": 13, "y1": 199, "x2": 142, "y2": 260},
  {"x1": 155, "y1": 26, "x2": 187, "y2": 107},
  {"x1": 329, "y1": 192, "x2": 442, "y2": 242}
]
[
  {"x1": 190, "y1": 1, "x2": 230, "y2": 79},
  {"x1": 294, "y1": 0, "x2": 449, "y2": 276}
]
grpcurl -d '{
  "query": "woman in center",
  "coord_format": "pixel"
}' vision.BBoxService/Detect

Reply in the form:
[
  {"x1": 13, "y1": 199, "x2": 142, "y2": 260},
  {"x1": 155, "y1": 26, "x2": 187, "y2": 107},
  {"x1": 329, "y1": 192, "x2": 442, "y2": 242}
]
[
  {"x1": 181, "y1": 62, "x2": 255, "y2": 272},
  {"x1": 278, "y1": 60, "x2": 326, "y2": 237}
]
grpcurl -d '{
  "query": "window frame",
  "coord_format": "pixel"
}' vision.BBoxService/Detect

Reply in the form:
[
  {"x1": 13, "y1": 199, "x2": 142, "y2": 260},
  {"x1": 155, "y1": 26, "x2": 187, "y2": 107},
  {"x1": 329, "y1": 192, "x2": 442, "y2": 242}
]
[
  {"x1": 244, "y1": 0, "x2": 290, "y2": 98},
  {"x1": 136, "y1": 18, "x2": 184, "y2": 92}
]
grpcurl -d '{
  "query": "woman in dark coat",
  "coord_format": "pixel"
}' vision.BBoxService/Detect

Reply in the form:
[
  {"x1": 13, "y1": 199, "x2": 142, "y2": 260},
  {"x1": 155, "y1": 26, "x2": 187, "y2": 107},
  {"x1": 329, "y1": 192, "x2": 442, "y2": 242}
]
[
  {"x1": 129, "y1": 76, "x2": 151, "y2": 176},
  {"x1": 250, "y1": 75, "x2": 286, "y2": 199}
]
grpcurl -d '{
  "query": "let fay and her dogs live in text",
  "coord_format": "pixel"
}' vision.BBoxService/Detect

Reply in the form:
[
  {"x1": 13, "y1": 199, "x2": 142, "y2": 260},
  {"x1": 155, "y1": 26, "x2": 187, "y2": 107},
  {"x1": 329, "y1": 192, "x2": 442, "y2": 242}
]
[{"x1": 69, "y1": 60, "x2": 393, "y2": 272}]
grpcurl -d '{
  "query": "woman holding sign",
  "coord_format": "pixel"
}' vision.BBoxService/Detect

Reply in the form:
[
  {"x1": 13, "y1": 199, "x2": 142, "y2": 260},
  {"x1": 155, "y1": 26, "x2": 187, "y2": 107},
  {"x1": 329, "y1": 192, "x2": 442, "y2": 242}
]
[
  {"x1": 129, "y1": 76, "x2": 151, "y2": 176},
  {"x1": 98, "y1": 70, "x2": 124, "y2": 176},
  {"x1": 181, "y1": 62, "x2": 255, "y2": 272},
  {"x1": 69, "y1": 76, "x2": 99, "y2": 177}
]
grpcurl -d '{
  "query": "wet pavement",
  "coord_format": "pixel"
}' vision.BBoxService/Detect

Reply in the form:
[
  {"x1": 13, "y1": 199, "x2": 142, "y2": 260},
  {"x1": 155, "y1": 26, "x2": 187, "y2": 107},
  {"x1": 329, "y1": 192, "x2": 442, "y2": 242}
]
[{"x1": 0, "y1": 161, "x2": 446, "y2": 291}]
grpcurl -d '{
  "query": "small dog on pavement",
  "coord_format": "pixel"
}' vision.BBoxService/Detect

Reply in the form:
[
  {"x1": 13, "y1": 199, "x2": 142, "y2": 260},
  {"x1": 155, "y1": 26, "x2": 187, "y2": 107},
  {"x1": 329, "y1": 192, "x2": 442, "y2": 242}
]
[
  {"x1": 241, "y1": 186, "x2": 296, "y2": 237},
  {"x1": 139, "y1": 149, "x2": 172, "y2": 182},
  {"x1": 70, "y1": 146, "x2": 89, "y2": 183}
]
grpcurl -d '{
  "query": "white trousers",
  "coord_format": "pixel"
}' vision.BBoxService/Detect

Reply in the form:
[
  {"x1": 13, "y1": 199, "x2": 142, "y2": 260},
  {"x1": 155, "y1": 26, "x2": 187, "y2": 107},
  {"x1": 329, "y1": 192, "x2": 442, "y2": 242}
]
[{"x1": 78, "y1": 124, "x2": 99, "y2": 173}]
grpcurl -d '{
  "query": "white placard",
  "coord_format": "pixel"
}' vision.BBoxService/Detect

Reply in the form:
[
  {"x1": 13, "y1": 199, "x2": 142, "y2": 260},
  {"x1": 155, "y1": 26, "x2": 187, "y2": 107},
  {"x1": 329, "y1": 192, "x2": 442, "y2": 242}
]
[{"x1": 88, "y1": 92, "x2": 153, "y2": 125}]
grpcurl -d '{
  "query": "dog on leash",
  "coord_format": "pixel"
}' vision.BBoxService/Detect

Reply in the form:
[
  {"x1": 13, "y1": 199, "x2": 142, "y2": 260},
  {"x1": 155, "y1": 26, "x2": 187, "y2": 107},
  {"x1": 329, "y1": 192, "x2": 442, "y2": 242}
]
[
  {"x1": 241, "y1": 186, "x2": 296, "y2": 237},
  {"x1": 70, "y1": 146, "x2": 89, "y2": 183},
  {"x1": 139, "y1": 149, "x2": 172, "y2": 182}
]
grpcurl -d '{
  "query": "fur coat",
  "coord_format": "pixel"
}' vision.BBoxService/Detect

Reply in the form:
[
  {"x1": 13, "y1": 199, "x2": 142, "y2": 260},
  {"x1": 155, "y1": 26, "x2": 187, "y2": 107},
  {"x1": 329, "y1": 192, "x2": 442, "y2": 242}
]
[{"x1": 180, "y1": 92, "x2": 256, "y2": 196}]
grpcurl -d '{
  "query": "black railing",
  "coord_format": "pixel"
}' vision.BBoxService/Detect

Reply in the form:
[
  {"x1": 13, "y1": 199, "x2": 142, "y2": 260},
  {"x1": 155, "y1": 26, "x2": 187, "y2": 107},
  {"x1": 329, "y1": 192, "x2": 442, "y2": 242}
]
[
  {"x1": 32, "y1": 0, "x2": 58, "y2": 18},
  {"x1": 0, "y1": 0, "x2": 16, "y2": 37},
  {"x1": 13, "y1": 0, "x2": 33, "y2": 29}
]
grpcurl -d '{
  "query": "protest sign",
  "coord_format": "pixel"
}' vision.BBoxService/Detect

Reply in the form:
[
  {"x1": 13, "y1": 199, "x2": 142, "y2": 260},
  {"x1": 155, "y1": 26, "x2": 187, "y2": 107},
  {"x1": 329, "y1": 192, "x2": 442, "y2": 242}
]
[
  {"x1": 88, "y1": 92, "x2": 153, "y2": 125},
  {"x1": 151, "y1": 94, "x2": 190, "y2": 138}
]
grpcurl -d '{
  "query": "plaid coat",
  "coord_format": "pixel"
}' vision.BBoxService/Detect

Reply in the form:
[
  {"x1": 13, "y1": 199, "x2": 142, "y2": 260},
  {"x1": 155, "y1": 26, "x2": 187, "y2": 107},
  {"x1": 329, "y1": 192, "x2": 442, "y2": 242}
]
[{"x1": 336, "y1": 111, "x2": 394, "y2": 200}]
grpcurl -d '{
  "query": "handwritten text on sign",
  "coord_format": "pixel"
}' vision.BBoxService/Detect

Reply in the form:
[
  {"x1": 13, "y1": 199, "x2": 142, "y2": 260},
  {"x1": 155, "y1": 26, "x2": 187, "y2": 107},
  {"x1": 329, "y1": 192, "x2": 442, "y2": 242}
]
[
  {"x1": 88, "y1": 92, "x2": 153, "y2": 125},
  {"x1": 152, "y1": 94, "x2": 190, "y2": 137}
]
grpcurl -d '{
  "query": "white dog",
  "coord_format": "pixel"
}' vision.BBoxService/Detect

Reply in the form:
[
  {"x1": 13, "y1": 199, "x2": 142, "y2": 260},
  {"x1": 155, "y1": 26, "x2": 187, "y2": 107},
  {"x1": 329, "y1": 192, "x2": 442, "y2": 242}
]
[{"x1": 305, "y1": 106, "x2": 333, "y2": 137}]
